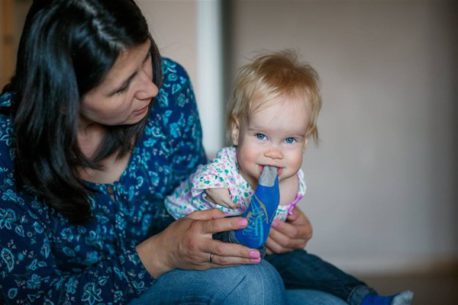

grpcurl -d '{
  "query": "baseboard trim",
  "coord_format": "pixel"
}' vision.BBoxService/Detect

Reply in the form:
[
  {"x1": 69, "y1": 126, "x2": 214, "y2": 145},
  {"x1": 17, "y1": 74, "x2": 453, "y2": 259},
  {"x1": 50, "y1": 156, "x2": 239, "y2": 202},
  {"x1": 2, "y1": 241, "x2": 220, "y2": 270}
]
[{"x1": 323, "y1": 256, "x2": 458, "y2": 276}]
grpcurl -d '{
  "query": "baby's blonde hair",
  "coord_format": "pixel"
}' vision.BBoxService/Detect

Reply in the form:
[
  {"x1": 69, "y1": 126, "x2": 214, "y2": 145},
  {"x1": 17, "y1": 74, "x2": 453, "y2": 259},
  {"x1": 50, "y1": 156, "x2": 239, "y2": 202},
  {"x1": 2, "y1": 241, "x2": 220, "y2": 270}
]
[{"x1": 226, "y1": 50, "x2": 322, "y2": 143}]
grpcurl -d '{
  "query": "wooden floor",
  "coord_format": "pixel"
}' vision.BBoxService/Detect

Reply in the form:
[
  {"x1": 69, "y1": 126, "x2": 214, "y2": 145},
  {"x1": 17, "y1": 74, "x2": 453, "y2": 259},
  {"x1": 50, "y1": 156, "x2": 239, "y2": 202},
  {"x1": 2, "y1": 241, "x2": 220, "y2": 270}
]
[{"x1": 359, "y1": 271, "x2": 458, "y2": 305}]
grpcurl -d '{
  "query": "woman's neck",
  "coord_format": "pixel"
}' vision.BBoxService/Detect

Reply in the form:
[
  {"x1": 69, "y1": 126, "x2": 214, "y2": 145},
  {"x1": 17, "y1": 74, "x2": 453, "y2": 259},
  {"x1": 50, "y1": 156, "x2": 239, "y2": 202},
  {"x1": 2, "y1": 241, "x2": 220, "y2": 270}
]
[
  {"x1": 77, "y1": 120, "x2": 106, "y2": 159},
  {"x1": 76, "y1": 121, "x2": 133, "y2": 184}
]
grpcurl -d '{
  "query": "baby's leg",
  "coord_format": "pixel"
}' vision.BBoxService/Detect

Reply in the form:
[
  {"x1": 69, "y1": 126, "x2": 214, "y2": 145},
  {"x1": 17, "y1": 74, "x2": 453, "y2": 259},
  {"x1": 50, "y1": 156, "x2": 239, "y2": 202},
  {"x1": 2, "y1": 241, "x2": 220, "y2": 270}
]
[
  {"x1": 267, "y1": 249, "x2": 372, "y2": 304},
  {"x1": 266, "y1": 250, "x2": 413, "y2": 305}
]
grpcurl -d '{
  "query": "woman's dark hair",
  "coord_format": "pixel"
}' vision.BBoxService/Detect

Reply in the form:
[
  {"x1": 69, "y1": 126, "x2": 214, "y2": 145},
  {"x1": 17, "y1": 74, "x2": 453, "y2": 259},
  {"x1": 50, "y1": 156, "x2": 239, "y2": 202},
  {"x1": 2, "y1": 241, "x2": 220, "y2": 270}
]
[{"x1": 10, "y1": 0, "x2": 162, "y2": 224}]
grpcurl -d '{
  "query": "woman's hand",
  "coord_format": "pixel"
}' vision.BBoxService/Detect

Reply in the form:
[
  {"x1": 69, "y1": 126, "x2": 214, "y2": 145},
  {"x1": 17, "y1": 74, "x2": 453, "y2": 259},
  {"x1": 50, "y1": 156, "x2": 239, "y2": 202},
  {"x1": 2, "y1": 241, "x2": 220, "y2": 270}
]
[
  {"x1": 136, "y1": 209, "x2": 261, "y2": 278},
  {"x1": 265, "y1": 206, "x2": 313, "y2": 254}
]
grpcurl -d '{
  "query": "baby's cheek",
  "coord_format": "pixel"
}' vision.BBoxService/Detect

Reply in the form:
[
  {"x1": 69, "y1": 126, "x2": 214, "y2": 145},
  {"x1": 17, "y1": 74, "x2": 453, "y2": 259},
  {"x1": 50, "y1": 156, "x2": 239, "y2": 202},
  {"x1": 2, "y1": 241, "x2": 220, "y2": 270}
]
[{"x1": 290, "y1": 152, "x2": 304, "y2": 171}]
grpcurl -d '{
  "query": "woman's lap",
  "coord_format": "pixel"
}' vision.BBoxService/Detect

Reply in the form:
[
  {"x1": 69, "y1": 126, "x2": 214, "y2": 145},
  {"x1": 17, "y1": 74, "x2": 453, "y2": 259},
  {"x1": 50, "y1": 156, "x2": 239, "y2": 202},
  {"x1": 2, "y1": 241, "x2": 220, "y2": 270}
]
[
  {"x1": 129, "y1": 260, "x2": 286, "y2": 305},
  {"x1": 129, "y1": 259, "x2": 349, "y2": 305}
]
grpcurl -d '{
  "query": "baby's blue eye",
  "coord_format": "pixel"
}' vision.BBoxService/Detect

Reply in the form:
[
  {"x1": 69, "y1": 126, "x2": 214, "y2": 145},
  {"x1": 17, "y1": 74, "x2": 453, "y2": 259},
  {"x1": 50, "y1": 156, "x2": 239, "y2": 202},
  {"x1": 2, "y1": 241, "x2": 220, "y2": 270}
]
[
  {"x1": 255, "y1": 133, "x2": 267, "y2": 141},
  {"x1": 285, "y1": 137, "x2": 297, "y2": 144}
]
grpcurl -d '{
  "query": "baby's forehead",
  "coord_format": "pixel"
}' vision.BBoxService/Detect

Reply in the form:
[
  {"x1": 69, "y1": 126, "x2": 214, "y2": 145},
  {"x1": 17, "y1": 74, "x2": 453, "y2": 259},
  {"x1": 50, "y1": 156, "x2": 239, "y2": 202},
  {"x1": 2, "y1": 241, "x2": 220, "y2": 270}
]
[
  {"x1": 249, "y1": 91, "x2": 310, "y2": 113},
  {"x1": 247, "y1": 95, "x2": 310, "y2": 125}
]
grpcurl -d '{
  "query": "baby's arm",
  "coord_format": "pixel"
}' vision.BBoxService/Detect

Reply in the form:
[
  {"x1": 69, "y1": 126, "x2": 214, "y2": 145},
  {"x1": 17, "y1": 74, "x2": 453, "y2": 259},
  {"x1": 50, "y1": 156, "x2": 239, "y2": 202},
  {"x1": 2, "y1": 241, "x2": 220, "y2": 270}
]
[
  {"x1": 166, "y1": 147, "x2": 249, "y2": 218},
  {"x1": 205, "y1": 188, "x2": 238, "y2": 209}
]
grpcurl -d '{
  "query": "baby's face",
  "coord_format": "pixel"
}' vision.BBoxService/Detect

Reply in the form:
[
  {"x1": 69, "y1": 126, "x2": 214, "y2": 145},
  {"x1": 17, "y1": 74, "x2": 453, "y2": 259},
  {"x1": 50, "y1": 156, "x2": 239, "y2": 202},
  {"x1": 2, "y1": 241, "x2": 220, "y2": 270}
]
[{"x1": 232, "y1": 94, "x2": 311, "y2": 188}]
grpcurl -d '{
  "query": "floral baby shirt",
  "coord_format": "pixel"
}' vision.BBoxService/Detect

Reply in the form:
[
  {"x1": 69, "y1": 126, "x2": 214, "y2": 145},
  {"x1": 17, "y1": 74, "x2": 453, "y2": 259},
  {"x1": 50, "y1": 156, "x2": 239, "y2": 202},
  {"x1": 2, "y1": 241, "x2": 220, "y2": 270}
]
[{"x1": 165, "y1": 146, "x2": 306, "y2": 221}]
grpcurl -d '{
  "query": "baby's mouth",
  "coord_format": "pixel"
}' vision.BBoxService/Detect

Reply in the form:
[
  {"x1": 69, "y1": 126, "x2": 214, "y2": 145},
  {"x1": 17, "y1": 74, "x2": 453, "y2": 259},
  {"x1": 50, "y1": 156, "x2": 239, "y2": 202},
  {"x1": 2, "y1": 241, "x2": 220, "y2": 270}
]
[{"x1": 259, "y1": 165, "x2": 282, "y2": 176}]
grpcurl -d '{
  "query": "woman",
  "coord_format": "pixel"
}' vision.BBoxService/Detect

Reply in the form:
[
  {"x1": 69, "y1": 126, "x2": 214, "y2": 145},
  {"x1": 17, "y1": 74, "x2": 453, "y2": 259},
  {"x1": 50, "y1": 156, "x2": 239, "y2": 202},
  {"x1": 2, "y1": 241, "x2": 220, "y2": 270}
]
[{"x1": 0, "y1": 0, "x2": 345, "y2": 304}]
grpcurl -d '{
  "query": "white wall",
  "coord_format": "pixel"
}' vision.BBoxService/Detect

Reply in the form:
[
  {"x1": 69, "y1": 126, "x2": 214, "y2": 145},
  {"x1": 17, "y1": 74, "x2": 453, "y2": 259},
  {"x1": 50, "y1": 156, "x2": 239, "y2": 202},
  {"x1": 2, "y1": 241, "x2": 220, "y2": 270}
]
[{"x1": 230, "y1": 0, "x2": 458, "y2": 274}]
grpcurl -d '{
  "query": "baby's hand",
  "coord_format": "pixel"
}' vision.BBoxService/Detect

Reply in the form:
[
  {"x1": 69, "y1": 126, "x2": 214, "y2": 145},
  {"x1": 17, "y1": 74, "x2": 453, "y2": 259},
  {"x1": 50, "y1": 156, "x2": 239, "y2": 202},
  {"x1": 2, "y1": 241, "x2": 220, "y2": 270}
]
[{"x1": 205, "y1": 188, "x2": 237, "y2": 209}]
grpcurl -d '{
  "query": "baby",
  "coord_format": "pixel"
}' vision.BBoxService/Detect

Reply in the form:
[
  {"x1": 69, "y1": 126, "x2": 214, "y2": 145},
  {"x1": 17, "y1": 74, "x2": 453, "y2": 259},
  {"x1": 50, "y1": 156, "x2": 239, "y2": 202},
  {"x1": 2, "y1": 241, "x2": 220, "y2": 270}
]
[{"x1": 165, "y1": 50, "x2": 413, "y2": 305}]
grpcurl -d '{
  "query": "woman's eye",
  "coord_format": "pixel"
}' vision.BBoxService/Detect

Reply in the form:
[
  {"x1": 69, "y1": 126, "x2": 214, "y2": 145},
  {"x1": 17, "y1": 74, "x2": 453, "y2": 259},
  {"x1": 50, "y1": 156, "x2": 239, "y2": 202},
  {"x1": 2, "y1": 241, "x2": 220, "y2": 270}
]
[
  {"x1": 285, "y1": 137, "x2": 297, "y2": 144},
  {"x1": 255, "y1": 133, "x2": 267, "y2": 141},
  {"x1": 114, "y1": 86, "x2": 128, "y2": 95}
]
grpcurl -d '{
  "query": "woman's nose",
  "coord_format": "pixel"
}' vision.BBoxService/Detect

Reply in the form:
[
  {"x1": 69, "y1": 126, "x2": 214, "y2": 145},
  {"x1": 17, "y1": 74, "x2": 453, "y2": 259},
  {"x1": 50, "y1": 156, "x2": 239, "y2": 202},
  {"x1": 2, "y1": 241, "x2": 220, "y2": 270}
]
[
  {"x1": 264, "y1": 148, "x2": 283, "y2": 160},
  {"x1": 137, "y1": 73, "x2": 158, "y2": 100}
]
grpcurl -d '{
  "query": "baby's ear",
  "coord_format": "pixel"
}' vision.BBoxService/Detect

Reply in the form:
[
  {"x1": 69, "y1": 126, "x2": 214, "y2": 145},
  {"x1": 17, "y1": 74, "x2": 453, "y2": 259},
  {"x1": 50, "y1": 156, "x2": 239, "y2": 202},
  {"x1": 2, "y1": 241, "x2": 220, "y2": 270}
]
[{"x1": 231, "y1": 118, "x2": 240, "y2": 146}]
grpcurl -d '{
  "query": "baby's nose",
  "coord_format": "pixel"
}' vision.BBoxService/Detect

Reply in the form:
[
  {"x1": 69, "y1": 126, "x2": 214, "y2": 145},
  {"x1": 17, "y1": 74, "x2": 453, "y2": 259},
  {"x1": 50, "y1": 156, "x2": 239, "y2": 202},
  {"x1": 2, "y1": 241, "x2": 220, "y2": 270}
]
[{"x1": 264, "y1": 149, "x2": 283, "y2": 160}]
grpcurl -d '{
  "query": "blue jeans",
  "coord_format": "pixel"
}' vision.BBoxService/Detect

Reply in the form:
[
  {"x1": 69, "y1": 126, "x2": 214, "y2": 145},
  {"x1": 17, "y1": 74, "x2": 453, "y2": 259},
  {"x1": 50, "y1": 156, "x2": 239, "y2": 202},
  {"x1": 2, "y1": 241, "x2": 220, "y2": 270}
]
[
  {"x1": 266, "y1": 249, "x2": 376, "y2": 305},
  {"x1": 128, "y1": 260, "x2": 286, "y2": 305},
  {"x1": 128, "y1": 258, "x2": 357, "y2": 305},
  {"x1": 286, "y1": 289, "x2": 348, "y2": 305}
]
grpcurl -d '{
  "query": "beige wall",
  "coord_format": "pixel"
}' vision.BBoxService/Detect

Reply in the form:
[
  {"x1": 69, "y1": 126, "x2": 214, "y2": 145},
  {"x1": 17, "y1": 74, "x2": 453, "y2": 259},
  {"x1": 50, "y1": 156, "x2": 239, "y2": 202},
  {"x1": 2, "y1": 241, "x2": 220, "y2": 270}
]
[
  {"x1": 229, "y1": 0, "x2": 457, "y2": 273},
  {"x1": 137, "y1": 0, "x2": 199, "y2": 90},
  {"x1": 0, "y1": 0, "x2": 31, "y2": 89}
]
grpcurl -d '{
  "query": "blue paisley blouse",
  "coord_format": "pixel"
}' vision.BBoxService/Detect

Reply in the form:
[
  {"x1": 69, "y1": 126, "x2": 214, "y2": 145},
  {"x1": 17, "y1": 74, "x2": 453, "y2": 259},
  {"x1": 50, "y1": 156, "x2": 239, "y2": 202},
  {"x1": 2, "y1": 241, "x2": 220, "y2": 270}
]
[{"x1": 0, "y1": 58, "x2": 207, "y2": 304}]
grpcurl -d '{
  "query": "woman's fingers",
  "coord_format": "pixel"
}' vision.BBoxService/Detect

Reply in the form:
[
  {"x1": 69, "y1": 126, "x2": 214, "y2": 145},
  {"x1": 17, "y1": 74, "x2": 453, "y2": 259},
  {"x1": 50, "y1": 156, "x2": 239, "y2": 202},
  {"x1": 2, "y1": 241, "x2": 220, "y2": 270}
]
[
  {"x1": 266, "y1": 225, "x2": 303, "y2": 253},
  {"x1": 188, "y1": 210, "x2": 248, "y2": 239},
  {"x1": 265, "y1": 226, "x2": 296, "y2": 254},
  {"x1": 186, "y1": 209, "x2": 226, "y2": 220},
  {"x1": 286, "y1": 208, "x2": 313, "y2": 242},
  {"x1": 266, "y1": 207, "x2": 313, "y2": 254},
  {"x1": 210, "y1": 240, "x2": 260, "y2": 259},
  {"x1": 207, "y1": 240, "x2": 261, "y2": 266},
  {"x1": 265, "y1": 235, "x2": 292, "y2": 254},
  {"x1": 272, "y1": 221, "x2": 307, "y2": 247},
  {"x1": 200, "y1": 214, "x2": 247, "y2": 235},
  {"x1": 208, "y1": 252, "x2": 261, "y2": 266}
]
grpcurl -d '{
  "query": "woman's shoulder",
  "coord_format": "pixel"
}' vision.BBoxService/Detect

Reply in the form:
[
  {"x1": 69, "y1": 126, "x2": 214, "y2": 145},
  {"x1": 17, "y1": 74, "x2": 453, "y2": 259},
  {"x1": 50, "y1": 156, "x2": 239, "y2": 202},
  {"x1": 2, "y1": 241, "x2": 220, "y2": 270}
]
[
  {"x1": 151, "y1": 57, "x2": 197, "y2": 116},
  {"x1": 159, "y1": 57, "x2": 193, "y2": 97},
  {"x1": 161, "y1": 57, "x2": 189, "y2": 79},
  {"x1": 0, "y1": 91, "x2": 14, "y2": 108}
]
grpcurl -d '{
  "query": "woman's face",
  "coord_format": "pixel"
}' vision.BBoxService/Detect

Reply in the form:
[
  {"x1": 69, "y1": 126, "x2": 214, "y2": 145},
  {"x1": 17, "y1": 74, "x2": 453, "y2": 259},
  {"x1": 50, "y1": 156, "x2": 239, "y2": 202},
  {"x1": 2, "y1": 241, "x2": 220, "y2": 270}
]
[{"x1": 80, "y1": 40, "x2": 158, "y2": 128}]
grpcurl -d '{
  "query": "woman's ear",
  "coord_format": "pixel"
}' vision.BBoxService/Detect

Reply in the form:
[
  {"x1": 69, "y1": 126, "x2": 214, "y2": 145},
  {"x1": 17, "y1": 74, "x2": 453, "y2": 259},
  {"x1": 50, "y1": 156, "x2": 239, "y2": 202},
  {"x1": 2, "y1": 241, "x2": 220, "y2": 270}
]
[{"x1": 231, "y1": 118, "x2": 240, "y2": 146}]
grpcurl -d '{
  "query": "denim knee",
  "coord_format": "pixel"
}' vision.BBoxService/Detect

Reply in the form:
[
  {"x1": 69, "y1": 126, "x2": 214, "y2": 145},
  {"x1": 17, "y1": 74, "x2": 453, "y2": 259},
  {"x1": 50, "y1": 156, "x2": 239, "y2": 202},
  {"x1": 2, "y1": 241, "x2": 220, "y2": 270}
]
[
  {"x1": 222, "y1": 260, "x2": 286, "y2": 305},
  {"x1": 129, "y1": 260, "x2": 286, "y2": 305}
]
